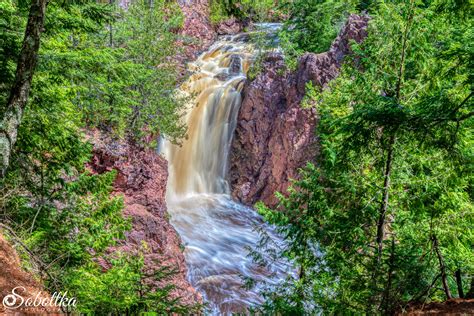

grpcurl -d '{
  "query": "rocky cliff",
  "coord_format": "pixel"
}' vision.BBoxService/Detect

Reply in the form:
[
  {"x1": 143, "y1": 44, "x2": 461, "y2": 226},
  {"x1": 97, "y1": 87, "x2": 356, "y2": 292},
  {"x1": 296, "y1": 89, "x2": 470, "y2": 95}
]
[
  {"x1": 178, "y1": 0, "x2": 216, "y2": 59},
  {"x1": 88, "y1": 132, "x2": 201, "y2": 305},
  {"x1": 230, "y1": 14, "x2": 369, "y2": 208},
  {"x1": 177, "y1": 0, "x2": 249, "y2": 59}
]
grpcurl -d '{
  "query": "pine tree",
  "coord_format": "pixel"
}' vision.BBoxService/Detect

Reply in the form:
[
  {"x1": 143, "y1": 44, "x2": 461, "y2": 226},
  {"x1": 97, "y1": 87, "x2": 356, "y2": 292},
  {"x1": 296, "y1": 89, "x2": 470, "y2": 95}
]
[{"x1": 255, "y1": 0, "x2": 473, "y2": 313}]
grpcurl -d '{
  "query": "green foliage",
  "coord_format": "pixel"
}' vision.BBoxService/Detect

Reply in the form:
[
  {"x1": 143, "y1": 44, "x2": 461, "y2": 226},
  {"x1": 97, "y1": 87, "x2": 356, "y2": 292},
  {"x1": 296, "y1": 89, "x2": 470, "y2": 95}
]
[
  {"x1": 255, "y1": 0, "x2": 473, "y2": 314},
  {"x1": 210, "y1": 0, "x2": 230, "y2": 24},
  {"x1": 0, "y1": 0, "x2": 194, "y2": 313},
  {"x1": 41, "y1": 0, "x2": 186, "y2": 144},
  {"x1": 210, "y1": 0, "x2": 281, "y2": 24},
  {"x1": 67, "y1": 252, "x2": 201, "y2": 314},
  {"x1": 102, "y1": 0, "x2": 185, "y2": 143},
  {"x1": 2, "y1": 0, "x2": 186, "y2": 143},
  {"x1": 241, "y1": 0, "x2": 279, "y2": 21},
  {"x1": 246, "y1": 27, "x2": 281, "y2": 81},
  {"x1": 0, "y1": 0, "x2": 24, "y2": 105},
  {"x1": 278, "y1": 0, "x2": 357, "y2": 67}
]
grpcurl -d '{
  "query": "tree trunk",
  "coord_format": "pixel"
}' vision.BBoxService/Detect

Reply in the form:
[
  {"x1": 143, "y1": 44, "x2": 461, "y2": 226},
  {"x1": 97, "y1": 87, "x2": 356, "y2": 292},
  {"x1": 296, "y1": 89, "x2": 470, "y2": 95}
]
[
  {"x1": 381, "y1": 236, "x2": 396, "y2": 313},
  {"x1": 0, "y1": 0, "x2": 47, "y2": 177},
  {"x1": 109, "y1": 0, "x2": 114, "y2": 48},
  {"x1": 455, "y1": 269, "x2": 464, "y2": 298},
  {"x1": 376, "y1": 134, "x2": 395, "y2": 265},
  {"x1": 432, "y1": 234, "x2": 453, "y2": 300},
  {"x1": 374, "y1": 0, "x2": 413, "y2": 262}
]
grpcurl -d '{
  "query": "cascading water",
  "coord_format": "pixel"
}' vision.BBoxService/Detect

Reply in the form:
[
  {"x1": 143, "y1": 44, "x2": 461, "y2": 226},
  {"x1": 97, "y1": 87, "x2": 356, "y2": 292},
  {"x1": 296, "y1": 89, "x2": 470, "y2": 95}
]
[{"x1": 163, "y1": 25, "x2": 287, "y2": 314}]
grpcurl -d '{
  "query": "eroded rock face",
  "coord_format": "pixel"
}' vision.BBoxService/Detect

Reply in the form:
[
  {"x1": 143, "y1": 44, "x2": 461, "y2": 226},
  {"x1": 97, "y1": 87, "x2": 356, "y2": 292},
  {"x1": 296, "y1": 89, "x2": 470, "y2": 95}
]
[
  {"x1": 177, "y1": 1, "x2": 250, "y2": 60},
  {"x1": 178, "y1": 0, "x2": 217, "y2": 60},
  {"x1": 215, "y1": 17, "x2": 247, "y2": 35},
  {"x1": 230, "y1": 14, "x2": 369, "y2": 208},
  {"x1": 87, "y1": 131, "x2": 201, "y2": 306}
]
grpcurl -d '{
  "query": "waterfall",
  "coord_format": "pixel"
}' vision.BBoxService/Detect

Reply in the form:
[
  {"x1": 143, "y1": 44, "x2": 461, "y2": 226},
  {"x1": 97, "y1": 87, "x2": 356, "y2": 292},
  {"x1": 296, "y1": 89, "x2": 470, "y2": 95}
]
[
  {"x1": 165, "y1": 37, "x2": 251, "y2": 197},
  {"x1": 163, "y1": 26, "x2": 287, "y2": 314}
]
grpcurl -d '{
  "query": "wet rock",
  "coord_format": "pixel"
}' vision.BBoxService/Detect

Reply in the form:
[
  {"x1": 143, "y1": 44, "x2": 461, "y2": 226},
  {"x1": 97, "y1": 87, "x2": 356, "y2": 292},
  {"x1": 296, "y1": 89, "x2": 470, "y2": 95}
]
[
  {"x1": 265, "y1": 51, "x2": 283, "y2": 63},
  {"x1": 215, "y1": 72, "x2": 230, "y2": 81},
  {"x1": 215, "y1": 17, "x2": 246, "y2": 35},
  {"x1": 229, "y1": 54, "x2": 242, "y2": 74},
  {"x1": 232, "y1": 33, "x2": 251, "y2": 42},
  {"x1": 230, "y1": 14, "x2": 369, "y2": 208}
]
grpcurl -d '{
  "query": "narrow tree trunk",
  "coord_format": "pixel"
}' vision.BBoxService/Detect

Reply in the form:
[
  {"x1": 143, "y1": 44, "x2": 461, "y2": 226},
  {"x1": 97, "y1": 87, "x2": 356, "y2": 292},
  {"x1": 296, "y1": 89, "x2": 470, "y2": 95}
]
[
  {"x1": 376, "y1": 134, "x2": 395, "y2": 265},
  {"x1": 295, "y1": 245, "x2": 307, "y2": 312},
  {"x1": 369, "y1": 134, "x2": 396, "y2": 313},
  {"x1": 381, "y1": 236, "x2": 396, "y2": 313},
  {"x1": 0, "y1": 0, "x2": 47, "y2": 177},
  {"x1": 432, "y1": 234, "x2": 453, "y2": 300},
  {"x1": 109, "y1": 0, "x2": 114, "y2": 48},
  {"x1": 107, "y1": 0, "x2": 115, "y2": 124},
  {"x1": 455, "y1": 269, "x2": 464, "y2": 298}
]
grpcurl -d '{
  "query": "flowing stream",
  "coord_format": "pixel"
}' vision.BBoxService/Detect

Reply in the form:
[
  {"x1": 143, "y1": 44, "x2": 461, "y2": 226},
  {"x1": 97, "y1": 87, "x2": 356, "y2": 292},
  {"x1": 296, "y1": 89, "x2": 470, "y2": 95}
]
[{"x1": 163, "y1": 25, "x2": 287, "y2": 314}]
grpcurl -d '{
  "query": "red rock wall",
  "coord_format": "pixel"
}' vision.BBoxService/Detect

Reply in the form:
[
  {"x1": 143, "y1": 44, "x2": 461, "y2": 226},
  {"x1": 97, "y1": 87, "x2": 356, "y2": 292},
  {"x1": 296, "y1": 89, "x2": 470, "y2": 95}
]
[
  {"x1": 88, "y1": 131, "x2": 201, "y2": 305},
  {"x1": 178, "y1": 0, "x2": 216, "y2": 60},
  {"x1": 230, "y1": 14, "x2": 369, "y2": 208}
]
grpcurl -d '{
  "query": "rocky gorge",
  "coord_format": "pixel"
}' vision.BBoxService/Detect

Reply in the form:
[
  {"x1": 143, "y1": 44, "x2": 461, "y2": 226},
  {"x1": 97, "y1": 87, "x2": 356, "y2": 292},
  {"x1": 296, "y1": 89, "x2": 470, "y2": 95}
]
[
  {"x1": 2, "y1": 0, "x2": 473, "y2": 313},
  {"x1": 0, "y1": 3, "x2": 370, "y2": 312}
]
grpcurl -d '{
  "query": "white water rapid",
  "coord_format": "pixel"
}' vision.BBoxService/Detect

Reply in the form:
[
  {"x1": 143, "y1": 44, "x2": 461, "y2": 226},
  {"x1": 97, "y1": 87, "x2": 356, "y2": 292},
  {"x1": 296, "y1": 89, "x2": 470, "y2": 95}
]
[{"x1": 163, "y1": 25, "x2": 287, "y2": 314}]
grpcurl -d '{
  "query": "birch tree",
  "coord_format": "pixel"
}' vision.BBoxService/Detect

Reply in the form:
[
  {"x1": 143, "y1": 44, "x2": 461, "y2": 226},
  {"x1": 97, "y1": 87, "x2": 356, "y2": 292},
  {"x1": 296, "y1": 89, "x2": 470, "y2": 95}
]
[{"x1": 0, "y1": 0, "x2": 47, "y2": 177}]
